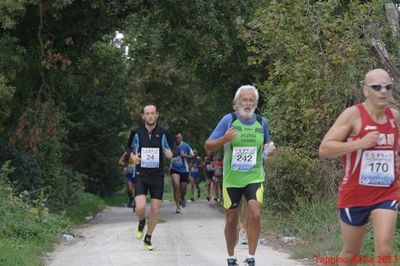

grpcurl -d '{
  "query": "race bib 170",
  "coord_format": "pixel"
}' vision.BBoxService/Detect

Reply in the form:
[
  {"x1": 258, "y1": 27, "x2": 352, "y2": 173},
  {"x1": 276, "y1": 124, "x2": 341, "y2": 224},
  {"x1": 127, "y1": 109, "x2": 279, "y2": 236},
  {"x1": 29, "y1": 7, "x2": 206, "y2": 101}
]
[{"x1": 359, "y1": 150, "x2": 395, "y2": 187}]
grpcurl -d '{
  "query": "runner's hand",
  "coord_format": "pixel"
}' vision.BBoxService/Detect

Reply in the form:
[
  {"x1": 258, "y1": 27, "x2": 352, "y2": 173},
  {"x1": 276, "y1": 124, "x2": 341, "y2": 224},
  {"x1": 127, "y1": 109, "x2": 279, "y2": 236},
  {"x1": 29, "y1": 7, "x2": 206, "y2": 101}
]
[
  {"x1": 164, "y1": 148, "x2": 173, "y2": 159},
  {"x1": 359, "y1": 131, "x2": 379, "y2": 149},
  {"x1": 130, "y1": 152, "x2": 141, "y2": 165},
  {"x1": 264, "y1": 142, "x2": 276, "y2": 157},
  {"x1": 223, "y1": 127, "x2": 236, "y2": 143}
]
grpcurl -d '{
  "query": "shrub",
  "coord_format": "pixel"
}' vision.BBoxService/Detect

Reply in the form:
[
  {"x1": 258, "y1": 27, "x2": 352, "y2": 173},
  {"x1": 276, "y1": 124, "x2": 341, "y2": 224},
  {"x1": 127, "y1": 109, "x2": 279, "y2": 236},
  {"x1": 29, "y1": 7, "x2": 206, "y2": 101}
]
[
  {"x1": 44, "y1": 167, "x2": 85, "y2": 211},
  {"x1": 64, "y1": 192, "x2": 104, "y2": 224},
  {"x1": 264, "y1": 146, "x2": 322, "y2": 211},
  {"x1": 0, "y1": 136, "x2": 85, "y2": 211},
  {"x1": 0, "y1": 137, "x2": 42, "y2": 193},
  {"x1": 0, "y1": 161, "x2": 71, "y2": 243}
]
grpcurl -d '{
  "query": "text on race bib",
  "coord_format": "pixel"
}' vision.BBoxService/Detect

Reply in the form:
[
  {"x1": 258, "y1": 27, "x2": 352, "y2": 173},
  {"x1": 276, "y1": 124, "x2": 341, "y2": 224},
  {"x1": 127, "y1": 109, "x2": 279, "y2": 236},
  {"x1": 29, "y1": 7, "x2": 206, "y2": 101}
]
[
  {"x1": 231, "y1": 146, "x2": 257, "y2": 171},
  {"x1": 359, "y1": 150, "x2": 395, "y2": 187},
  {"x1": 140, "y1": 147, "x2": 160, "y2": 168}
]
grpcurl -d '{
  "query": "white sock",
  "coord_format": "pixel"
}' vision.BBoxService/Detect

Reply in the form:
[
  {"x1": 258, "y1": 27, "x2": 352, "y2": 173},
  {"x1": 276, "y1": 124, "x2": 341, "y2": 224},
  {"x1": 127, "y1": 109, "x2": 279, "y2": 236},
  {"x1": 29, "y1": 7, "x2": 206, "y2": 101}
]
[
  {"x1": 228, "y1": 256, "x2": 236, "y2": 260},
  {"x1": 246, "y1": 255, "x2": 254, "y2": 259}
]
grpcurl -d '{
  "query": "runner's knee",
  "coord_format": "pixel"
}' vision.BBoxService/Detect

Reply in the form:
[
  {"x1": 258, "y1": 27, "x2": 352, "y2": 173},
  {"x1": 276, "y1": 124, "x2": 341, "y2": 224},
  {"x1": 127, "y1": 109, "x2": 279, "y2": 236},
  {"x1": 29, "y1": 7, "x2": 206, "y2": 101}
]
[
  {"x1": 226, "y1": 212, "x2": 238, "y2": 225},
  {"x1": 247, "y1": 209, "x2": 260, "y2": 222}
]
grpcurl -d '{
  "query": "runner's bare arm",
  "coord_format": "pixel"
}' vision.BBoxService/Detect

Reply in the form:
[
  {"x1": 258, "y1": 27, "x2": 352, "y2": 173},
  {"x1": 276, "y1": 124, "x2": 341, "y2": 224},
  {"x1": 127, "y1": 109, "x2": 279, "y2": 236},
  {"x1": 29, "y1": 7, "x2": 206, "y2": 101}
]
[
  {"x1": 164, "y1": 148, "x2": 173, "y2": 160},
  {"x1": 118, "y1": 152, "x2": 127, "y2": 166},
  {"x1": 180, "y1": 150, "x2": 194, "y2": 159},
  {"x1": 391, "y1": 107, "x2": 400, "y2": 178},
  {"x1": 390, "y1": 108, "x2": 400, "y2": 174},
  {"x1": 390, "y1": 108, "x2": 400, "y2": 148},
  {"x1": 204, "y1": 127, "x2": 236, "y2": 152},
  {"x1": 319, "y1": 106, "x2": 378, "y2": 158}
]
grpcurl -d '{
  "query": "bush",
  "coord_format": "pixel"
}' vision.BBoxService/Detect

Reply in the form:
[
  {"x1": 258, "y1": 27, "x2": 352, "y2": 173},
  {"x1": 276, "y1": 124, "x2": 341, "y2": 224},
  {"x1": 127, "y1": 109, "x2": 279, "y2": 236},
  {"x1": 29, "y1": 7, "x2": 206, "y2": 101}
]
[
  {"x1": 0, "y1": 161, "x2": 72, "y2": 265},
  {"x1": 0, "y1": 161, "x2": 71, "y2": 241},
  {"x1": 44, "y1": 167, "x2": 85, "y2": 211},
  {"x1": 0, "y1": 136, "x2": 86, "y2": 211},
  {"x1": 0, "y1": 137, "x2": 42, "y2": 193},
  {"x1": 64, "y1": 192, "x2": 105, "y2": 224},
  {"x1": 264, "y1": 146, "x2": 323, "y2": 211}
]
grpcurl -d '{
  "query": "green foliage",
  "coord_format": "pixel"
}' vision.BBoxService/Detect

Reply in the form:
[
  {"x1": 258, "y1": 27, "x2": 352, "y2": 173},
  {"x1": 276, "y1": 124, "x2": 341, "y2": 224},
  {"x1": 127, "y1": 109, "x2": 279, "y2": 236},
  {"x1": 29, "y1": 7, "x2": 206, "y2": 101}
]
[
  {"x1": 240, "y1": 0, "x2": 390, "y2": 151},
  {"x1": 43, "y1": 167, "x2": 85, "y2": 211},
  {"x1": 286, "y1": 198, "x2": 339, "y2": 238},
  {"x1": 126, "y1": 59, "x2": 215, "y2": 152},
  {"x1": 1, "y1": 1, "x2": 135, "y2": 199},
  {"x1": 0, "y1": 35, "x2": 25, "y2": 131},
  {"x1": 263, "y1": 195, "x2": 400, "y2": 260},
  {"x1": 102, "y1": 190, "x2": 127, "y2": 207},
  {"x1": 263, "y1": 198, "x2": 340, "y2": 250},
  {"x1": 0, "y1": 161, "x2": 106, "y2": 265},
  {"x1": 0, "y1": 239, "x2": 43, "y2": 266},
  {"x1": 0, "y1": 0, "x2": 26, "y2": 30},
  {"x1": 0, "y1": 162, "x2": 70, "y2": 241},
  {"x1": 0, "y1": 137, "x2": 43, "y2": 193},
  {"x1": 0, "y1": 161, "x2": 72, "y2": 265},
  {"x1": 64, "y1": 192, "x2": 104, "y2": 224},
  {"x1": 263, "y1": 199, "x2": 340, "y2": 260},
  {"x1": 124, "y1": 0, "x2": 266, "y2": 153},
  {"x1": 58, "y1": 41, "x2": 129, "y2": 195},
  {"x1": 0, "y1": 75, "x2": 15, "y2": 130},
  {"x1": 264, "y1": 146, "x2": 322, "y2": 211},
  {"x1": 0, "y1": 129, "x2": 85, "y2": 211}
]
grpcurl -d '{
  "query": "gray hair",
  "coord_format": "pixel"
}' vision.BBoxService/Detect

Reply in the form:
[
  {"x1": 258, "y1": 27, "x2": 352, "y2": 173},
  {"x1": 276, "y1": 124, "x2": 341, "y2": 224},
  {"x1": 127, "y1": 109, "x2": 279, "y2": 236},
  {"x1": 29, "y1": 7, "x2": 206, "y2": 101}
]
[{"x1": 233, "y1": 85, "x2": 259, "y2": 102}]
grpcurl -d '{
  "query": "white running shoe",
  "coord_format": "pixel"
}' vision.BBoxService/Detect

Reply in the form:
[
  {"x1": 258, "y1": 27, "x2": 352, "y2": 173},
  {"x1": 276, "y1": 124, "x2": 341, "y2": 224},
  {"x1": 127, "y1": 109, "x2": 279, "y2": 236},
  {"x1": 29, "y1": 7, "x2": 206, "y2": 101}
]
[{"x1": 239, "y1": 230, "x2": 248, "y2": 245}]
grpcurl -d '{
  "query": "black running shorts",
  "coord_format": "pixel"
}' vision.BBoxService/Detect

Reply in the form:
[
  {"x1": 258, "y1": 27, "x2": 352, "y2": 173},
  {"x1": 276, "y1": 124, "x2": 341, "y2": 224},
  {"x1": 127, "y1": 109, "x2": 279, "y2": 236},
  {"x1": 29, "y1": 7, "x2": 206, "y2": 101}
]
[
  {"x1": 223, "y1": 182, "x2": 264, "y2": 209},
  {"x1": 170, "y1": 169, "x2": 189, "y2": 183},
  {"x1": 134, "y1": 177, "x2": 164, "y2": 200}
]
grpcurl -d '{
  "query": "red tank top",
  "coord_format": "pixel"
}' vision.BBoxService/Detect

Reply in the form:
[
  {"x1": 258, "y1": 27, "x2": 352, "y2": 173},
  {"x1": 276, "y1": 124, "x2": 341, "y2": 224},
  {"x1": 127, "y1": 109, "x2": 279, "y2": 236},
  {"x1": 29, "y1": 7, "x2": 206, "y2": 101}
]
[{"x1": 338, "y1": 104, "x2": 400, "y2": 208}]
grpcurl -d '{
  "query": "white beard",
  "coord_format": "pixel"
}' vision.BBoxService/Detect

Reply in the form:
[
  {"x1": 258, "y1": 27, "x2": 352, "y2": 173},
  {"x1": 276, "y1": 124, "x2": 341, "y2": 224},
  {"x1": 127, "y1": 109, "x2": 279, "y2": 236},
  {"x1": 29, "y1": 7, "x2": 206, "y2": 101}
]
[{"x1": 238, "y1": 107, "x2": 255, "y2": 119}]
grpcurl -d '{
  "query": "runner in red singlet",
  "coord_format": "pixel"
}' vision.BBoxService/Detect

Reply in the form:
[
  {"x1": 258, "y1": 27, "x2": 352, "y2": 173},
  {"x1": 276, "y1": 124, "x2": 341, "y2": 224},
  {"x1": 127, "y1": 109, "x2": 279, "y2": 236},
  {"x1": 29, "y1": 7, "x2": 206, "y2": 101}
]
[{"x1": 319, "y1": 68, "x2": 400, "y2": 266}]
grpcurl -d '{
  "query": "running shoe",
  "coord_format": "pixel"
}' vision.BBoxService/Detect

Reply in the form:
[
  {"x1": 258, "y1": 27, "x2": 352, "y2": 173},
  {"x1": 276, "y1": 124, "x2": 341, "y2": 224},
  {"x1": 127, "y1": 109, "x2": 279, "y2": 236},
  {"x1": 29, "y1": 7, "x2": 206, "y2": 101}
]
[
  {"x1": 244, "y1": 257, "x2": 255, "y2": 266},
  {"x1": 206, "y1": 196, "x2": 211, "y2": 201},
  {"x1": 227, "y1": 258, "x2": 239, "y2": 266},
  {"x1": 181, "y1": 199, "x2": 186, "y2": 208},
  {"x1": 127, "y1": 198, "x2": 133, "y2": 208},
  {"x1": 135, "y1": 218, "x2": 146, "y2": 239},
  {"x1": 144, "y1": 239, "x2": 154, "y2": 251},
  {"x1": 135, "y1": 230, "x2": 143, "y2": 239},
  {"x1": 175, "y1": 207, "x2": 181, "y2": 213},
  {"x1": 239, "y1": 230, "x2": 248, "y2": 245},
  {"x1": 190, "y1": 197, "x2": 195, "y2": 201}
]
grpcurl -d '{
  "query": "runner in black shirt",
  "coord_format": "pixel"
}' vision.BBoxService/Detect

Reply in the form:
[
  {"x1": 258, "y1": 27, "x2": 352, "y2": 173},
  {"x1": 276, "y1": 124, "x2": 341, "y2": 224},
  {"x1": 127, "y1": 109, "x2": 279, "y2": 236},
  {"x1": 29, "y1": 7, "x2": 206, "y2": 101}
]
[{"x1": 126, "y1": 103, "x2": 173, "y2": 251}]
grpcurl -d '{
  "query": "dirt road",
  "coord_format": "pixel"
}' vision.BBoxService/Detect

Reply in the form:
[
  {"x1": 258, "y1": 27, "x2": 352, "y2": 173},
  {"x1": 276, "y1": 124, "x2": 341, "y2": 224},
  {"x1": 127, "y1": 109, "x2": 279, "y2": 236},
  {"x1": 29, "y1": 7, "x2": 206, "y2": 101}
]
[{"x1": 45, "y1": 200, "x2": 304, "y2": 266}]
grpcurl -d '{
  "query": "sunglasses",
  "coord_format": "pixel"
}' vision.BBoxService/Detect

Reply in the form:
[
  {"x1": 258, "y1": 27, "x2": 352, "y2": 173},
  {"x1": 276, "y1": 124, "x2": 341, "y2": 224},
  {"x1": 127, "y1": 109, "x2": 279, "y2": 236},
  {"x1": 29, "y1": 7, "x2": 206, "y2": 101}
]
[{"x1": 366, "y1": 83, "x2": 394, "y2": 91}]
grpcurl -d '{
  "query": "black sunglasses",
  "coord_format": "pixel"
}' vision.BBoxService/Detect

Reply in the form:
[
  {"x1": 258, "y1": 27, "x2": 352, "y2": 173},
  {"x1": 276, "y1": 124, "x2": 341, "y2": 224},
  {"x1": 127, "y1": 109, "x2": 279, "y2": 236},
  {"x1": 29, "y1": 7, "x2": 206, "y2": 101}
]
[{"x1": 366, "y1": 83, "x2": 394, "y2": 91}]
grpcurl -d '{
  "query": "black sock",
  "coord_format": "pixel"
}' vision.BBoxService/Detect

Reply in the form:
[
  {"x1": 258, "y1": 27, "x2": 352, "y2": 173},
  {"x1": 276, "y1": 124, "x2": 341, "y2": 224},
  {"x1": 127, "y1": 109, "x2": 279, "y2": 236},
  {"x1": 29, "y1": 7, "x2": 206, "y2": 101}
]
[
  {"x1": 138, "y1": 218, "x2": 146, "y2": 231},
  {"x1": 144, "y1": 234, "x2": 151, "y2": 243}
]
